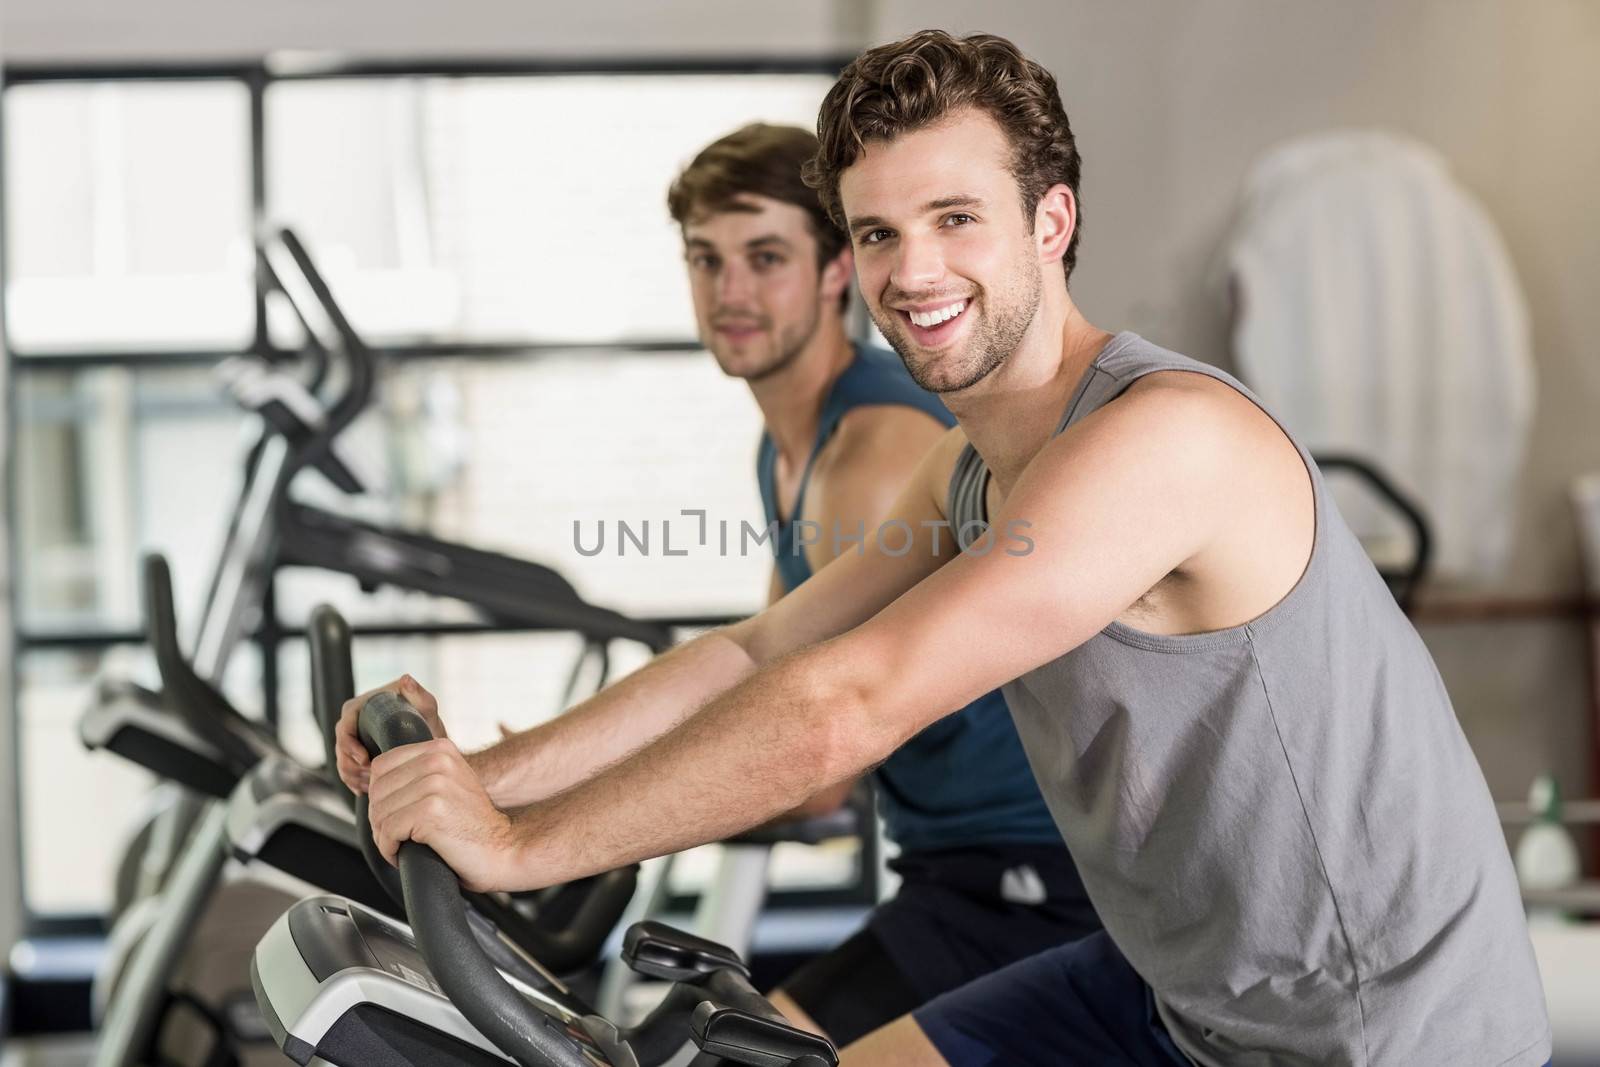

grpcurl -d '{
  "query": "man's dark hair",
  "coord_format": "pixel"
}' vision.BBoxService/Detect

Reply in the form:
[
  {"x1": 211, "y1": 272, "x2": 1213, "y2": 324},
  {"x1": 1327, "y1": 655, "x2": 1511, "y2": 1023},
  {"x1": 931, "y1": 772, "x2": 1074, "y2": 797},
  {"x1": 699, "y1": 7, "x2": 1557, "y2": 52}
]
[
  {"x1": 669, "y1": 123, "x2": 849, "y2": 266},
  {"x1": 805, "y1": 29, "x2": 1084, "y2": 283}
]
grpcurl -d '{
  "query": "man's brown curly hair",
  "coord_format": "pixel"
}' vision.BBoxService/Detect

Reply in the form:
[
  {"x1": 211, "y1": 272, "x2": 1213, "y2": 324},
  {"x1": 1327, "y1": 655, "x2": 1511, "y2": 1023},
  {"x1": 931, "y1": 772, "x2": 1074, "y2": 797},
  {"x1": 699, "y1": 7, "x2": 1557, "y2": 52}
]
[{"x1": 804, "y1": 29, "x2": 1084, "y2": 283}]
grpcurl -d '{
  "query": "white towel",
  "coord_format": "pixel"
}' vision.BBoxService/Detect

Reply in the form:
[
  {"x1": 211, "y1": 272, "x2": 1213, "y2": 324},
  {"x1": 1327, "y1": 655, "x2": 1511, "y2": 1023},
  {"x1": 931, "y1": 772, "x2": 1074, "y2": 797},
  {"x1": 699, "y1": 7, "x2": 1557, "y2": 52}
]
[{"x1": 1227, "y1": 130, "x2": 1535, "y2": 580}]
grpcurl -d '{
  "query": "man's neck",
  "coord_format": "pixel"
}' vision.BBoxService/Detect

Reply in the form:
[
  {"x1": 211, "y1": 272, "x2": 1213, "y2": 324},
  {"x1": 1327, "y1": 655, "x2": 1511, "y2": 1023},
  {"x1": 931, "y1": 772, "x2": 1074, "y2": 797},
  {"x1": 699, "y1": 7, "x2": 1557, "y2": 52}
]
[
  {"x1": 943, "y1": 291, "x2": 1114, "y2": 496},
  {"x1": 749, "y1": 318, "x2": 857, "y2": 468}
]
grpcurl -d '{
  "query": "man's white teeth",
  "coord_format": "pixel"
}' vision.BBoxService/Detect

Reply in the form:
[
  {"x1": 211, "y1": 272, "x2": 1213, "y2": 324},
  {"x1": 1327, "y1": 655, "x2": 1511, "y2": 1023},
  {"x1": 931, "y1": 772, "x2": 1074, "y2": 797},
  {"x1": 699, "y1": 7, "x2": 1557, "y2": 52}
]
[{"x1": 908, "y1": 301, "x2": 967, "y2": 328}]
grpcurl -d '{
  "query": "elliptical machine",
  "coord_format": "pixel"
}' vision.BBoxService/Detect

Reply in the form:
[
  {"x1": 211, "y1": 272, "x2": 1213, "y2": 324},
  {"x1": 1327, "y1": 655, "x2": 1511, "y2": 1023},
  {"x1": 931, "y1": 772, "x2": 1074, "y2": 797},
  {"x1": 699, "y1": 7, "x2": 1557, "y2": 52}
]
[
  {"x1": 91, "y1": 558, "x2": 647, "y2": 1067},
  {"x1": 81, "y1": 226, "x2": 671, "y2": 828},
  {"x1": 252, "y1": 676, "x2": 838, "y2": 1067},
  {"x1": 83, "y1": 226, "x2": 670, "y2": 1067}
]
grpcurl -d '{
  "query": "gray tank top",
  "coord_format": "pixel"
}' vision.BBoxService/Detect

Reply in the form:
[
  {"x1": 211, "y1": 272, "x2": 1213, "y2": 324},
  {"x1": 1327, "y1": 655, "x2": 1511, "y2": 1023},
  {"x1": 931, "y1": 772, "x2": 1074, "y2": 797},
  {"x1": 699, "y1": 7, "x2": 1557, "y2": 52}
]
[{"x1": 948, "y1": 333, "x2": 1549, "y2": 1066}]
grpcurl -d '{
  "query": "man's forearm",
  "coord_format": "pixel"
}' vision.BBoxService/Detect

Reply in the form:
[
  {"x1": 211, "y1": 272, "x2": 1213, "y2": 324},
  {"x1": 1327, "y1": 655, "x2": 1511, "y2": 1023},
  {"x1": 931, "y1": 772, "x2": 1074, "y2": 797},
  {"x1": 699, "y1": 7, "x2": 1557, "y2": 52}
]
[
  {"x1": 500, "y1": 640, "x2": 902, "y2": 890},
  {"x1": 467, "y1": 629, "x2": 756, "y2": 808}
]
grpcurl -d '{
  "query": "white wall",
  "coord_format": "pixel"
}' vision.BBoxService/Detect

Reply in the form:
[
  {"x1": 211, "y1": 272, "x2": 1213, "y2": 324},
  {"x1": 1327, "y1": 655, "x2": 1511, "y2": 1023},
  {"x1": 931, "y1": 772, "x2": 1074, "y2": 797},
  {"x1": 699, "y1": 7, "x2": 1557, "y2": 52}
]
[
  {"x1": 864, "y1": 1, "x2": 1600, "y2": 804},
  {"x1": 871, "y1": 0, "x2": 1600, "y2": 597}
]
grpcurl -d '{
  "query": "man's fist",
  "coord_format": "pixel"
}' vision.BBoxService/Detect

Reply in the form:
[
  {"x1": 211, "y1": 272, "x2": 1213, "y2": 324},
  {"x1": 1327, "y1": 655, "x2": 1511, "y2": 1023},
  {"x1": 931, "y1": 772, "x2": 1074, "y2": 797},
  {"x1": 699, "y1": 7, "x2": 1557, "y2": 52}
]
[
  {"x1": 334, "y1": 675, "x2": 447, "y2": 793},
  {"x1": 368, "y1": 736, "x2": 518, "y2": 893}
]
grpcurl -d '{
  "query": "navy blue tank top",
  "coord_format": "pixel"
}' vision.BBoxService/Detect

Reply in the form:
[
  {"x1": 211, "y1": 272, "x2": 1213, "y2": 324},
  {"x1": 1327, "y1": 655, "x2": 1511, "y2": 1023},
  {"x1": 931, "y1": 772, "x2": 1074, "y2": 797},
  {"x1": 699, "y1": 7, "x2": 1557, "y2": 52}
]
[{"x1": 756, "y1": 344, "x2": 1063, "y2": 851}]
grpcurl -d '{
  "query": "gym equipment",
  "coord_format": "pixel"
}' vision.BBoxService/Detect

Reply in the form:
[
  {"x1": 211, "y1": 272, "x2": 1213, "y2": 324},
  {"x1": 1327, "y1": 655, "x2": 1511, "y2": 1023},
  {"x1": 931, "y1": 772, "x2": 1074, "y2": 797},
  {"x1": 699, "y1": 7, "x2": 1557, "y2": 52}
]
[
  {"x1": 81, "y1": 225, "x2": 847, "y2": 1065},
  {"x1": 230, "y1": 599, "x2": 639, "y2": 971},
  {"x1": 596, "y1": 797, "x2": 864, "y2": 1020},
  {"x1": 91, "y1": 561, "x2": 642, "y2": 1067},
  {"x1": 251, "y1": 690, "x2": 838, "y2": 1066},
  {"x1": 79, "y1": 223, "x2": 669, "y2": 934},
  {"x1": 82, "y1": 223, "x2": 671, "y2": 1067},
  {"x1": 1312, "y1": 454, "x2": 1431, "y2": 612}
]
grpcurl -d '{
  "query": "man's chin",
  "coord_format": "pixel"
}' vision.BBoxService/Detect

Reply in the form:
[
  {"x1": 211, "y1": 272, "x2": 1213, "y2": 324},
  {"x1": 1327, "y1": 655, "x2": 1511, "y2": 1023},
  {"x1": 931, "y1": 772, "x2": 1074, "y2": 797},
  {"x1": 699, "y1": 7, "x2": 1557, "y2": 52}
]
[
  {"x1": 910, "y1": 364, "x2": 968, "y2": 395},
  {"x1": 883, "y1": 336, "x2": 963, "y2": 393},
  {"x1": 723, "y1": 352, "x2": 800, "y2": 384},
  {"x1": 708, "y1": 348, "x2": 771, "y2": 381},
  {"x1": 906, "y1": 344, "x2": 1002, "y2": 395}
]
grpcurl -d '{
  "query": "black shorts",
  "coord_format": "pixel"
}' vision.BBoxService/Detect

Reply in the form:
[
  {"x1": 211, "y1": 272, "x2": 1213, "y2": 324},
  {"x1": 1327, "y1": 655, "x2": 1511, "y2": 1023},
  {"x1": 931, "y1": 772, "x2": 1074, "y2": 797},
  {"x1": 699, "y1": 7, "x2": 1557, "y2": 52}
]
[
  {"x1": 779, "y1": 844, "x2": 1101, "y2": 1045},
  {"x1": 914, "y1": 930, "x2": 1194, "y2": 1066}
]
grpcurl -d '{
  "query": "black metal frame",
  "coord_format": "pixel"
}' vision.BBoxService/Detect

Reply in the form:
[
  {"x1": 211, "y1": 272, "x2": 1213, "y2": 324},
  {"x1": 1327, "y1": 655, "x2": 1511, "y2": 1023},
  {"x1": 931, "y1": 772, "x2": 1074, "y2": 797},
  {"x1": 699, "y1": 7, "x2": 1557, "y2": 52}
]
[{"x1": 2, "y1": 54, "x2": 857, "y2": 934}]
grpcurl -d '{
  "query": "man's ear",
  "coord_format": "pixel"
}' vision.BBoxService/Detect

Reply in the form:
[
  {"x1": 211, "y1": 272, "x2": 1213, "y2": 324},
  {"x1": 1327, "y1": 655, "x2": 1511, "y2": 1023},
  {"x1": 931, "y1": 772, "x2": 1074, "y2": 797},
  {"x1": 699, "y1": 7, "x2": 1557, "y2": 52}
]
[
  {"x1": 821, "y1": 246, "x2": 855, "y2": 304},
  {"x1": 1034, "y1": 183, "x2": 1076, "y2": 266}
]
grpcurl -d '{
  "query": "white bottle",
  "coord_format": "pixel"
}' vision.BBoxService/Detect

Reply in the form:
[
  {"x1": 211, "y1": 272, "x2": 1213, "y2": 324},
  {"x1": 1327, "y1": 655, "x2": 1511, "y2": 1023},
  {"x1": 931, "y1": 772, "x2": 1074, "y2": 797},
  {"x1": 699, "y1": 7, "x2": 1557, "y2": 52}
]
[{"x1": 1514, "y1": 774, "x2": 1581, "y2": 923}]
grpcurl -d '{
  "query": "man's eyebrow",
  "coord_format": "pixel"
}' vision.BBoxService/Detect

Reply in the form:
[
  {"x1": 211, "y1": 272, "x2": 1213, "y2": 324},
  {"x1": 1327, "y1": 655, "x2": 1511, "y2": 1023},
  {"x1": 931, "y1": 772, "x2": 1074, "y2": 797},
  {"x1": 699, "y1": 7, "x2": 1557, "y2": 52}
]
[
  {"x1": 925, "y1": 194, "x2": 985, "y2": 212},
  {"x1": 847, "y1": 195, "x2": 987, "y2": 234},
  {"x1": 684, "y1": 235, "x2": 794, "y2": 251}
]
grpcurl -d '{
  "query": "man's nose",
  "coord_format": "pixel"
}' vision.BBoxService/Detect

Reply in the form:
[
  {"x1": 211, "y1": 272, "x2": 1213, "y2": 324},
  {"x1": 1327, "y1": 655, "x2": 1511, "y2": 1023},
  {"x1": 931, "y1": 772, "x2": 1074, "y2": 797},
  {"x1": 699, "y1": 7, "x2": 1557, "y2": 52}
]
[
  {"x1": 890, "y1": 233, "x2": 944, "y2": 294},
  {"x1": 716, "y1": 259, "x2": 756, "y2": 305}
]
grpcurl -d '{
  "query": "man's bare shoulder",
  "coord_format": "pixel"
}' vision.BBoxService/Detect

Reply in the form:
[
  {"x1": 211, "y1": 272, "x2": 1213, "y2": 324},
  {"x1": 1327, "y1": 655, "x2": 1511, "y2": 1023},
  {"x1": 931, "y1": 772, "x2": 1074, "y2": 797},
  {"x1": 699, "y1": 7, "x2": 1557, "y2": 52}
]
[
  {"x1": 829, "y1": 403, "x2": 951, "y2": 451},
  {"x1": 1018, "y1": 366, "x2": 1305, "y2": 537},
  {"x1": 812, "y1": 408, "x2": 967, "y2": 525},
  {"x1": 819, "y1": 404, "x2": 955, "y2": 479},
  {"x1": 1087, "y1": 368, "x2": 1292, "y2": 470}
]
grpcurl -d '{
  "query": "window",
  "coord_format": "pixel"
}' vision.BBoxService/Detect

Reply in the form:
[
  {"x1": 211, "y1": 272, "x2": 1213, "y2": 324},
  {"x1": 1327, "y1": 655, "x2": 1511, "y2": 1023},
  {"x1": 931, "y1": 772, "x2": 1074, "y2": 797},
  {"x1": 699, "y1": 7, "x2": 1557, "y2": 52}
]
[
  {"x1": 265, "y1": 74, "x2": 834, "y2": 344},
  {"x1": 13, "y1": 367, "x2": 244, "y2": 634},
  {"x1": 3, "y1": 81, "x2": 253, "y2": 353},
  {"x1": 399, "y1": 352, "x2": 770, "y2": 618},
  {"x1": 5, "y1": 63, "x2": 863, "y2": 923}
]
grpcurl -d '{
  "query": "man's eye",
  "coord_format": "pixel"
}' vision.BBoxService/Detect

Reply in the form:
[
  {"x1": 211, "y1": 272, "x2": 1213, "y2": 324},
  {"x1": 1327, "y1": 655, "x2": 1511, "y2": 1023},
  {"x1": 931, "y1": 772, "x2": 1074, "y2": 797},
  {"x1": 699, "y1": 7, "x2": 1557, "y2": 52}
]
[
  {"x1": 689, "y1": 255, "x2": 719, "y2": 271},
  {"x1": 861, "y1": 229, "x2": 894, "y2": 245},
  {"x1": 753, "y1": 252, "x2": 784, "y2": 268},
  {"x1": 945, "y1": 213, "x2": 975, "y2": 227}
]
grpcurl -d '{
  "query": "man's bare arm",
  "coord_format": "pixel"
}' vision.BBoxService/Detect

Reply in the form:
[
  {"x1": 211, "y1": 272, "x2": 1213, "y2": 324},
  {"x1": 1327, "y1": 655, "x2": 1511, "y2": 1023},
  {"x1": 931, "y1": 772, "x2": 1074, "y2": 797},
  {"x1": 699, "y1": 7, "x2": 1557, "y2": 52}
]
[
  {"x1": 465, "y1": 633, "x2": 755, "y2": 807},
  {"x1": 774, "y1": 404, "x2": 949, "y2": 819},
  {"x1": 760, "y1": 563, "x2": 856, "y2": 820},
  {"x1": 341, "y1": 427, "x2": 969, "y2": 809},
  {"x1": 423, "y1": 378, "x2": 1301, "y2": 890}
]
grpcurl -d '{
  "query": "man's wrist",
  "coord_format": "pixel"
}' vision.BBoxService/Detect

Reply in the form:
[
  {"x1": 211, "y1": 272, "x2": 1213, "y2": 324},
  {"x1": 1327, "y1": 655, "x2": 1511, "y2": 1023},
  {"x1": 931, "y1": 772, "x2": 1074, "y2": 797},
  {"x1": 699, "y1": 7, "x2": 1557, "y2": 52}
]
[
  {"x1": 505, "y1": 804, "x2": 563, "y2": 890},
  {"x1": 466, "y1": 746, "x2": 510, "y2": 806}
]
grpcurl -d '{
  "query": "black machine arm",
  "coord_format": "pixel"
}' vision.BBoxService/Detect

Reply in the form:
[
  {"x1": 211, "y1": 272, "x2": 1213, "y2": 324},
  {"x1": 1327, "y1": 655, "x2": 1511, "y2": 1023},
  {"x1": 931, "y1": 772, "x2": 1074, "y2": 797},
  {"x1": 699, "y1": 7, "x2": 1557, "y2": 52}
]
[
  {"x1": 1312, "y1": 453, "x2": 1433, "y2": 612},
  {"x1": 357, "y1": 691, "x2": 592, "y2": 1067},
  {"x1": 353, "y1": 691, "x2": 637, "y2": 972},
  {"x1": 354, "y1": 692, "x2": 835, "y2": 1067},
  {"x1": 145, "y1": 553, "x2": 281, "y2": 775},
  {"x1": 281, "y1": 503, "x2": 674, "y2": 651},
  {"x1": 308, "y1": 604, "x2": 356, "y2": 795},
  {"x1": 258, "y1": 228, "x2": 375, "y2": 471},
  {"x1": 620, "y1": 923, "x2": 837, "y2": 1067},
  {"x1": 261, "y1": 224, "x2": 675, "y2": 654}
]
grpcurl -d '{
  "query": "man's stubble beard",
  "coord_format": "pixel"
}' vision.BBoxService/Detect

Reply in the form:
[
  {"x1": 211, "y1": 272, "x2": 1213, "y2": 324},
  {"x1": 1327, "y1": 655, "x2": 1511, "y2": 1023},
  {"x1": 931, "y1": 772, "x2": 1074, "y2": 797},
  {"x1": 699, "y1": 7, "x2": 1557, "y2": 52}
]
[
  {"x1": 736, "y1": 302, "x2": 824, "y2": 384},
  {"x1": 873, "y1": 257, "x2": 1043, "y2": 395}
]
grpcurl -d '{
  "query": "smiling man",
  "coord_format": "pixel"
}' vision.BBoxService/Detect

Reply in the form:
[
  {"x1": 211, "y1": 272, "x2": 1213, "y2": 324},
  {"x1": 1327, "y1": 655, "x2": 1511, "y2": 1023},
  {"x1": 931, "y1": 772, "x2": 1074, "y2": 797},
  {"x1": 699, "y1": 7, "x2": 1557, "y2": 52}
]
[
  {"x1": 341, "y1": 30, "x2": 1551, "y2": 1067},
  {"x1": 663, "y1": 123, "x2": 1100, "y2": 1044}
]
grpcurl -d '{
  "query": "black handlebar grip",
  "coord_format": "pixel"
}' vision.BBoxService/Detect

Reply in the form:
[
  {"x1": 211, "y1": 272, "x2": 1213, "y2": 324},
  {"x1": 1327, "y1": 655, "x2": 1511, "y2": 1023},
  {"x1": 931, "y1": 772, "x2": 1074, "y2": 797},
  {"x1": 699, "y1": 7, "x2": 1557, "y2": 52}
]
[
  {"x1": 691, "y1": 968, "x2": 839, "y2": 1066},
  {"x1": 354, "y1": 688, "x2": 590, "y2": 1067},
  {"x1": 467, "y1": 865, "x2": 639, "y2": 976},
  {"x1": 307, "y1": 604, "x2": 355, "y2": 793},
  {"x1": 357, "y1": 690, "x2": 433, "y2": 757},
  {"x1": 353, "y1": 691, "x2": 427, "y2": 914},
  {"x1": 538, "y1": 866, "x2": 640, "y2": 971},
  {"x1": 143, "y1": 552, "x2": 264, "y2": 775}
]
